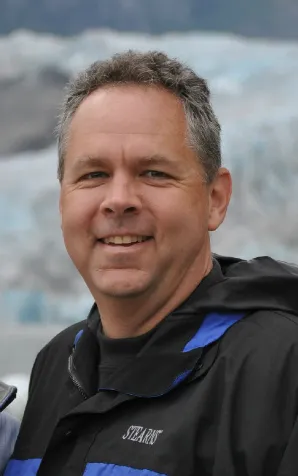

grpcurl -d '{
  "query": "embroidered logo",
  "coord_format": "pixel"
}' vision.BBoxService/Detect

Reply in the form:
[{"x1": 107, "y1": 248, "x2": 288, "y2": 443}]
[{"x1": 122, "y1": 425, "x2": 163, "y2": 445}]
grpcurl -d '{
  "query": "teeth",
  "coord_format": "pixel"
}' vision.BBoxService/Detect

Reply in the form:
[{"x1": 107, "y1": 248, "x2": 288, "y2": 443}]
[
  {"x1": 122, "y1": 235, "x2": 134, "y2": 244},
  {"x1": 103, "y1": 236, "x2": 147, "y2": 245},
  {"x1": 114, "y1": 236, "x2": 123, "y2": 245}
]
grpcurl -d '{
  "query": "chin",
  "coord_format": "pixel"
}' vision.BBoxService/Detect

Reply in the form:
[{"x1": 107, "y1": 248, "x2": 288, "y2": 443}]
[
  {"x1": 97, "y1": 283, "x2": 147, "y2": 298},
  {"x1": 91, "y1": 270, "x2": 151, "y2": 299}
]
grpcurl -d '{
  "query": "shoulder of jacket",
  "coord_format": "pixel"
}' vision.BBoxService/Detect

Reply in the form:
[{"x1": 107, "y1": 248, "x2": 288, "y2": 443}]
[
  {"x1": 35, "y1": 320, "x2": 86, "y2": 363},
  {"x1": 245, "y1": 309, "x2": 298, "y2": 335},
  {"x1": 219, "y1": 310, "x2": 298, "y2": 357},
  {"x1": 28, "y1": 321, "x2": 87, "y2": 394}
]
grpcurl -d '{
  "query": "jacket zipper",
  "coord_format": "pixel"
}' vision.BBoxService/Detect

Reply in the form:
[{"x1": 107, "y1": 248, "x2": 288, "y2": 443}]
[{"x1": 68, "y1": 353, "x2": 88, "y2": 400}]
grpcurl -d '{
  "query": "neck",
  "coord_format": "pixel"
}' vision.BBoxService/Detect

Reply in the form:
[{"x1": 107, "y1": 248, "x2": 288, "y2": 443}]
[{"x1": 95, "y1": 251, "x2": 213, "y2": 339}]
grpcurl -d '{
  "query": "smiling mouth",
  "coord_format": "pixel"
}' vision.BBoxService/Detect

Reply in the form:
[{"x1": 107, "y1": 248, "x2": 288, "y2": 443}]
[{"x1": 98, "y1": 236, "x2": 153, "y2": 246}]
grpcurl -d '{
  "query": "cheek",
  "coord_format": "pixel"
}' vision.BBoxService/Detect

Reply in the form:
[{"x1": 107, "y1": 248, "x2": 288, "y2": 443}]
[
  {"x1": 149, "y1": 189, "x2": 209, "y2": 236},
  {"x1": 60, "y1": 191, "x2": 98, "y2": 234}
]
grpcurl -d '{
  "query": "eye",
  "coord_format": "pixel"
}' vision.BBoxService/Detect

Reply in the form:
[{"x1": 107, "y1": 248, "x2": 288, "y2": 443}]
[
  {"x1": 142, "y1": 170, "x2": 170, "y2": 179},
  {"x1": 82, "y1": 171, "x2": 109, "y2": 180}
]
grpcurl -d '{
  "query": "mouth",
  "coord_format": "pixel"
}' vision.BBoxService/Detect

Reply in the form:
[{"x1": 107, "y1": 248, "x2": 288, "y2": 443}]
[{"x1": 98, "y1": 235, "x2": 153, "y2": 247}]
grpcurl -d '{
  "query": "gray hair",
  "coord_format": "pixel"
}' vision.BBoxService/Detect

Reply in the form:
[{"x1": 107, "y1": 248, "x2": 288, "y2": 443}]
[{"x1": 56, "y1": 50, "x2": 221, "y2": 182}]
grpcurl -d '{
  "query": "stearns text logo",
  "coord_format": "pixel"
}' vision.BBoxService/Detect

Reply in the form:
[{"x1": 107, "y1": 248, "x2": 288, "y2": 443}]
[{"x1": 122, "y1": 425, "x2": 163, "y2": 445}]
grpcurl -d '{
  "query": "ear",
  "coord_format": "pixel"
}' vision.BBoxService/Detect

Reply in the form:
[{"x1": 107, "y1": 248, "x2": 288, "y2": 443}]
[
  {"x1": 59, "y1": 191, "x2": 63, "y2": 230},
  {"x1": 208, "y1": 167, "x2": 232, "y2": 231}
]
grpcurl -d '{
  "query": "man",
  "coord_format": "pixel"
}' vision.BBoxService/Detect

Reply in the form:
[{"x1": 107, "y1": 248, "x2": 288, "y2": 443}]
[
  {"x1": 6, "y1": 51, "x2": 298, "y2": 475},
  {"x1": 0, "y1": 381, "x2": 18, "y2": 474}
]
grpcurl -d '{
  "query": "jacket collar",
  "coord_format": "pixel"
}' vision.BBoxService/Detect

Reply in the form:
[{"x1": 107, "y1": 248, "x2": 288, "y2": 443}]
[
  {"x1": 71, "y1": 305, "x2": 246, "y2": 399},
  {"x1": 69, "y1": 258, "x2": 247, "y2": 399}
]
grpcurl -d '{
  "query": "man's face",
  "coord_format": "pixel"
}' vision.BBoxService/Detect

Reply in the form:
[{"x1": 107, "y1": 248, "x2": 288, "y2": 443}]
[{"x1": 60, "y1": 85, "x2": 230, "y2": 301}]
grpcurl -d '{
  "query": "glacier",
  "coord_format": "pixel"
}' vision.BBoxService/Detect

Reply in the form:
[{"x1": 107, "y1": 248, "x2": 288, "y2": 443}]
[{"x1": 1, "y1": 29, "x2": 298, "y2": 325}]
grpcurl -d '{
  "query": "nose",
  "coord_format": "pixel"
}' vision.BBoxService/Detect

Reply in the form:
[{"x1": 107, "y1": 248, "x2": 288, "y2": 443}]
[{"x1": 99, "y1": 176, "x2": 141, "y2": 217}]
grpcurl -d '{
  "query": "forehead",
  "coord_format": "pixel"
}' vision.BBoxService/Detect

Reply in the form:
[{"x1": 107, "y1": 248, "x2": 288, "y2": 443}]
[
  {"x1": 63, "y1": 85, "x2": 201, "y2": 176},
  {"x1": 67, "y1": 85, "x2": 188, "y2": 147}
]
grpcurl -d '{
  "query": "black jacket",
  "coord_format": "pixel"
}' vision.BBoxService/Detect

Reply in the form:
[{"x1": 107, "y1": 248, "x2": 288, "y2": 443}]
[{"x1": 5, "y1": 255, "x2": 298, "y2": 476}]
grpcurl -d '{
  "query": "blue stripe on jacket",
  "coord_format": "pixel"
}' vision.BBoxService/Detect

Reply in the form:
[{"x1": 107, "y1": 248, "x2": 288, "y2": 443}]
[
  {"x1": 84, "y1": 462, "x2": 167, "y2": 475},
  {"x1": 4, "y1": 458, "x2": 41, "y2": 475}
]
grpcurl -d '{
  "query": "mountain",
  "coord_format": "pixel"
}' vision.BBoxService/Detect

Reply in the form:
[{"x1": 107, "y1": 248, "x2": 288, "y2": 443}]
[
  {"x1": 1, "y1": 0, "x2": 298, "y2": 39},
  {"x1": 1, "y1": 29, "x2": 298, "y2": 157}
]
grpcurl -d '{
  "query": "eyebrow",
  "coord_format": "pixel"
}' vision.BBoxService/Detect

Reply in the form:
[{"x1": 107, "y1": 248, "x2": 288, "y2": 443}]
[
  {"x1": 74, "y1": 155, "x2": 108, "y2": 168},
  {"x1": 137, "y1": 154, "x2": 175, "y2": 167},
  {"x1": 74, "y1": 154, "x2": 175, "y2": 168}
]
